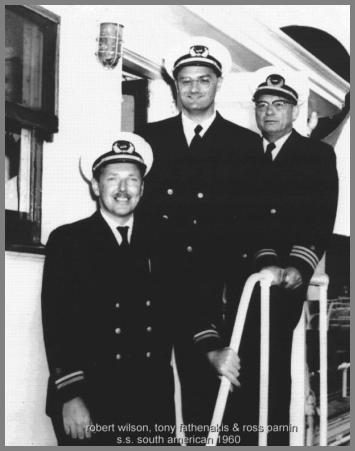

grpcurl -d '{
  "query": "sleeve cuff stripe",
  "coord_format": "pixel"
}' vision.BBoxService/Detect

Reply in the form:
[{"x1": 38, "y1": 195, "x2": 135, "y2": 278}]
[
  {"x1": 291, "y1": 246, "x2": 319, "y2": 267},
  {"x1": 56, "y1": 375, "x2": 85, "y2": 390},
  {"x1": 193, "y1": 330, "x2": 220, "y2": 342},
  {"x1": 55, "y1": 370, "x2": 84, "y2": 385},
  {"x1": 290, "y1": 250, "x2": 318, "y2": 269},
  {"x1": 292, "y1": 245, "x2": 319, "y2": 261},
  {"x1": 255, "y1": 250, "x2": 277, "y2": 259}
]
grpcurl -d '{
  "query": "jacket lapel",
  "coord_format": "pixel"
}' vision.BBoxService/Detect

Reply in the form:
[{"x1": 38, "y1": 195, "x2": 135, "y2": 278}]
[{"x1": 272, "y1": 129, "x2": 299, "y2": 165}]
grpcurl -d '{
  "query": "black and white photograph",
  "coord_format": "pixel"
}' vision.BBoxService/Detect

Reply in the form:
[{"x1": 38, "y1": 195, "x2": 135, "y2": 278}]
[{"x1": 5, "y1": 4, "x2": 350, "y2": 446}]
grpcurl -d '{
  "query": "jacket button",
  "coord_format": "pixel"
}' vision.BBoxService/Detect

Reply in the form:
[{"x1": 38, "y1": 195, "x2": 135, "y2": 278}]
[
  {"x1": 167, "y1": 188, "x2": 173, "y2": 195},
  {"x1": 270, "y1": 208, "x2": 277, "y2": 214},
  {"x1": 162, "y1": 214, "x2": 169, "y2": 220},
  {"x1": 115, "y1": 302, "x2": 120, "y2": 308},
  {"x1": 146, "y1": 352, "x2": 151, "y2": 358},
  {"x1": 115, "y1": 328, "x2": 121, "y2": 335},
  {"x1": 187, "y1": 246, "x2": 193, "y2": 253},
  {"x1": 242, "y1": 253, "x2": 248, "y2": 259},
  {"x1": 146, "y1": 326, "x2": 152, "y2": 332},
  {"x1": 193, "y1": 219, "x2": 197, "y2": 225},
  {"x1": 146, "y1": 300, "x2": 151, "y2": 307},
  {"x1": 197, "y1": 192, "x2": 204, "y2": 199},
  {"x1": 222, "y1": 298, "x2": 227, "y2": 304},
  {"x1": 116, "y1": 353, "x2": 122, "y2": 360}
]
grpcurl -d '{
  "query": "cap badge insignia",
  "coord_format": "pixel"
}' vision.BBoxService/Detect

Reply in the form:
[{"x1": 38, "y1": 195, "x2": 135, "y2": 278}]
[
  {"x1": 112, "y1": 140, "x2": 135, "y2": 154},
  {"x1": 266, "y1": 74, "x2": 285, "y2": 87},
  {"x1": 189, "y1": 45, "x2": 209, "y2": 58}
]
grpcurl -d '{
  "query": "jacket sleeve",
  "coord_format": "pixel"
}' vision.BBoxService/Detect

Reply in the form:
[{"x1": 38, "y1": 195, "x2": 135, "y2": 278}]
[
  {"x1": 287, "y1": 142, "x2": 338, "y2": 281},
  {"x1": 41, "y1": 228, "x2": 88, "y2": 405}
]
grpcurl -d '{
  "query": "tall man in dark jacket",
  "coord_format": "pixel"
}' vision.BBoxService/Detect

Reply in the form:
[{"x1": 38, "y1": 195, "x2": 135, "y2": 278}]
[
  {"x1": 42, "y1": 133, "x2": 178, "y2": 445},
  {"x1": 231, "y1": 70, "x2": 339, "y2": 445},
  {"x1": 138, "y1": 37, "x2": 261, "y2": 434}
]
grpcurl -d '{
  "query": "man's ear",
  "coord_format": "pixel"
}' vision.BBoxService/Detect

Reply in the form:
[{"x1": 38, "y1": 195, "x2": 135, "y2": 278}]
[
  {"x1": 292, "y1": 105, "x2": 300, "y2": 122},
  {"x1": 174, "y1": 80, "x2": 179, "y2": 94},
  {"x1": 217, "y1": 76, "x2": 223, "y2": 92},
  {"x1": 140, "y1": 181, "x2": 144, "y2": 196},
  {"x1": 91, "y1": 178, "x2": 100, "y2": 197}
]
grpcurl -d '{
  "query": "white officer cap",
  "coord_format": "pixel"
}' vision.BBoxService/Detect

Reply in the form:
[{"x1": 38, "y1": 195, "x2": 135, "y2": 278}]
[
  {"x1": 80, "y1": 132, "x2": 153, "y2": 182},
  {"x1": 250, "y1": 66, "x2": 309, "y2": 105},
  {"x1": 164, "y1": 36, "x2": 232, "y2": 79}
]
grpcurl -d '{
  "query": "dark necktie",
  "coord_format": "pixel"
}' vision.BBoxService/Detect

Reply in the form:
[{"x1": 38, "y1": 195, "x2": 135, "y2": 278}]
[
  {"x1": 189, "y1": 124, "x2": 203, "y2": 149},
  {"x1": 117, "y1": 226, "x2": 129, "y2": 249},
  {"x1": 265, "y1": 142, "x2": 276, "y2": 163}
]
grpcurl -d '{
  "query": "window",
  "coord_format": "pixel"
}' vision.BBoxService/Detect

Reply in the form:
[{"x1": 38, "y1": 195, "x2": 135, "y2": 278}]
[
  {"x1": 5, "y1": 5, "x2": 59, "y2": 251},
  {"x1": 121, "y1": 71, "x2": 148, "y2": 132}
]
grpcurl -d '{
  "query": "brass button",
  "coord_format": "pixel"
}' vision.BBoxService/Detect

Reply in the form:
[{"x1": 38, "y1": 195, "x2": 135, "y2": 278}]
[
  {"x1": 167, "y1": 189, "x2": 173, "y2": 195},
  {"x1": 146, "y1": 352, "x2": 151, "y2": 358},
  {"x1": 270, "y1": 208, "x2": 277, "y2": 214},
  {"x1": 162, "y1": 214, "x2": 169, "y2": 220},
  {"x1": 146, "y1": 300, "x2": 151, "y2": 307},
  {"x1": 197, "y1": 192, "x2": 204, "y2": 199},
  {"x1": 187, "y1": 246, "x2": 193, "y2": 253},
  {"x1": 242, "y1": 253, "x2": 248, "y2": 259},
  {"x1": 115, "y1": 328, "x2": 121, "y2": 335},
  {"x1": 115, "y1": 302, "x2": 120, "y2": 308},
  {"x1": 116, "y1": 353, "x2": 121, "y2": 360},
  {"x1": 193, "y1": 219, "x2": 197, "y2": 225},
  {"x1": 146, "y1": 326, "x2": 152, "y2": 332}
]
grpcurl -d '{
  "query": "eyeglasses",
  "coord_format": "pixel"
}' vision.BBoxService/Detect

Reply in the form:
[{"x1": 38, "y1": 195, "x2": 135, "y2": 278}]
[{"x1": 255, "y1": 100, "x2": 293, "y2": 112}]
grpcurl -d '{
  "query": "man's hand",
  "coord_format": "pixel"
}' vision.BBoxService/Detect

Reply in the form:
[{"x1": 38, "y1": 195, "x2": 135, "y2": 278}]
[
  {"x1": 62, "y1": 397, "x2": 92, "y2": 440},
  {"x1": 282, "y1": 267, "x2": 303, "y2": 290},
  {"x1": 260, "y1": 266, "x2": 284, "y2": 285},
  {"x1": 206, "y1": 347, "x2": 241, "y2": 388}
]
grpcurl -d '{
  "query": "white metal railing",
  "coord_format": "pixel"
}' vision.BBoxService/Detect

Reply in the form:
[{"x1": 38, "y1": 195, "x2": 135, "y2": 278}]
[
  {"x1": 207, "y1": 272, "x2": 330, "y2": 446},
  {"x1": 207, "y1": 271, "x2": 274, "y2": 446}
]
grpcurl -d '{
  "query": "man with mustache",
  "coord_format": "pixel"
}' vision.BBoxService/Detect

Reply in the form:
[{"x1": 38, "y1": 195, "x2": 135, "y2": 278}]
[{"x1": 42, "y1": 133, "x2": 178, "y2": 445}]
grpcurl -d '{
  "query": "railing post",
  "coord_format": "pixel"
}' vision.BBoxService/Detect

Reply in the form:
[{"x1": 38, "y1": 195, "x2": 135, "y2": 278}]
[
  {"x1": 258, "y1": 277, "x2": 271, "y2": 446},
  {"x1": 316, "y1": 275, "x2": 329, "y2": 446},
  {"x1": 290, "y1": 304, "x2": 306, "y2": 445}
]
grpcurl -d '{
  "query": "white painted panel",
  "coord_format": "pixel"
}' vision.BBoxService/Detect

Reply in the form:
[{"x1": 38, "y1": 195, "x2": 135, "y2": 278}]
[{"x1": 5, "y1": 252, "x2": 56, "y2": 445}]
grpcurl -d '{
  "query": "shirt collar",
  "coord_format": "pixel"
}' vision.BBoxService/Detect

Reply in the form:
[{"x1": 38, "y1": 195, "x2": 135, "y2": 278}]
[
  {"x1": 182, "y1": 111, "x2": 217, "y2": 145},
  {"x1": 262, "y1": 131, "x2": 292, "y2": 159},
  {"x1": 100, "y1": 209, "x2": 134, "y2": 244}
]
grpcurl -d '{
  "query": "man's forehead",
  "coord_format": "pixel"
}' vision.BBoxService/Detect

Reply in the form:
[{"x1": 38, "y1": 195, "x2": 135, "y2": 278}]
[
  {"x1": 101, "y1": 162, "x2": 142, "y2": 174},
  {"x1": 177, "y1": 65, "x2": 217, "y2": 78},
  {"x1": 256, "y1": 94, "x2": 291, "y2": 102}
]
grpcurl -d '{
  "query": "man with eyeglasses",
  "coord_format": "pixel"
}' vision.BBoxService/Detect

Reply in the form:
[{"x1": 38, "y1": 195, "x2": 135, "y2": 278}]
[
  {"x1": 232, "y1": 70, "x2": 338, "y2": 445},
  {"x1": 137, "y1": 37, "x2": 262, "y2": 439}
]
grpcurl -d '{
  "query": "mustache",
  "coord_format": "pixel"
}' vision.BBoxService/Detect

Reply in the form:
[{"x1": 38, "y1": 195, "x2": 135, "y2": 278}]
[{"x1": 113, "y1": 192, "x2": 131, "y2": 199}]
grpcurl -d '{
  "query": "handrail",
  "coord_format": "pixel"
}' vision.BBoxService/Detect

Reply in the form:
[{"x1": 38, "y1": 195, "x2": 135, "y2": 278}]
[
  {"x1": 310, "y1": 274, "x2": 329, "y2": 446},
  {"x1": 207, "y1": 272, "x2": 329, "y2": 447},
  {"x1": 207, "y1": 271, "x2": 274, "y2": 446}
]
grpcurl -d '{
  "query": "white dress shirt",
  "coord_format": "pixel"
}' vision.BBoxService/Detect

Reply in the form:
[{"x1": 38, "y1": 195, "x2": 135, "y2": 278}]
[
  {"x1": 100, "y1": 209, "x2": 134, "y2": 246},
  {"x1": 262, "y1": 131, "x2": 292, "y2": 160},
  {"x1": 182, "y1": 111, "x2": 217, "y2": 146}
]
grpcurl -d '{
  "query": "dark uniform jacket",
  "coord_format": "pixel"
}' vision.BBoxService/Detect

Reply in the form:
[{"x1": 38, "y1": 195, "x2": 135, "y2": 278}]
[
  {"x1": 253, "y1": 129, "x2": 339, "y2": 282},
  {"x1": 138, "y1": 112, "x2": 262, "y2": 354},
  {"x1": 41, "y1": 211, "x2": 176, "y2": 425},
  {"x1": 224, "y1": 129, "x2": 339, "y2": 445}
]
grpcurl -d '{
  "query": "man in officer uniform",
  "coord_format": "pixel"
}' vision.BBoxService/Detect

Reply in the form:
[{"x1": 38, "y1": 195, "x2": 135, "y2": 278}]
[
  {"x1": 137, "y1": 37, "x2": 261, "y2": 433},
  {"x1": 42, "y1": 133, "x2": 177, "y2": 445},
  {"x1": 232, "y1": 69, "x2": 339, "y2": 445}
]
